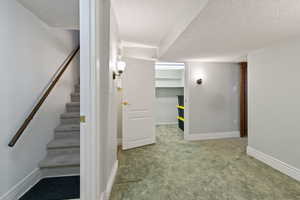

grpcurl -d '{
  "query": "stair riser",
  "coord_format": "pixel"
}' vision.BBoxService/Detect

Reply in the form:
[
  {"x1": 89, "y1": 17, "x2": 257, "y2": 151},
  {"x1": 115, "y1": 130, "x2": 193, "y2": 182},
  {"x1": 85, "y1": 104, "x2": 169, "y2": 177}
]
[
  {"x1": 47, "y1": 148, "x2": 79, "y2": 155},
  {"x1": 55, "y1": 132, "x2": 80, "y2": 139},
  {"x1": 47, "y1": 148, "x2": 80, "y2": 155},
  {"x1": 61, "y1": 118, "x2": 80, "y2": 124},
  {"x1": 71, "y1": 95, "x2": 80, "y2": 102},
  {"x1": 41, "y1": 167, "x2": 80, "y2": 178},
  {"x1": 39, "y1": 83, "x2": 81, "y2": 178},
  {"x1": 66, "y1": 106, "x2": 80, "y2": 112}
]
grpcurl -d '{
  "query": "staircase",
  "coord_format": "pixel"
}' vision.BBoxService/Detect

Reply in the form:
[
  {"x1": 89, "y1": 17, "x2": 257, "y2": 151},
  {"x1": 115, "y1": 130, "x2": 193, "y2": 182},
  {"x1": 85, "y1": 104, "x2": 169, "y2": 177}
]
[{"x1": 39, "y1": 83, "x2": 80, "y2": 177}]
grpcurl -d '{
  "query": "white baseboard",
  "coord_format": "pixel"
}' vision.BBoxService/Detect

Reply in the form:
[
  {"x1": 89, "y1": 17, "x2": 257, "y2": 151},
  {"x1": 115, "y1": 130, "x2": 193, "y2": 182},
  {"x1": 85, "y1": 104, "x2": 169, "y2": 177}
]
[
  {"x1": 104, "y1": 160, "x2": 119, "y2": 200},
  {"x1": 0, "y1": 168, "x2": 42, "y2": 200},
  {"x1": 247, "y1": 146, "x2": 300, "y2": 182},
  {"x1": 185, "y1": 131, "x2": 240, "y2": 141},
  {"x1": 156, "y1": 122, "x2": 178, "y2": 126}
]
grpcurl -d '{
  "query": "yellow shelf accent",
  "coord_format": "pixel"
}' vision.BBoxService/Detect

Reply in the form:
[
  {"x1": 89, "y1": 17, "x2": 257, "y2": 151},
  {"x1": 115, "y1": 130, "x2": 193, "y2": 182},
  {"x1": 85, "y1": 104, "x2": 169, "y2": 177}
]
[
  {"x1": 177, "y1": 116, "x2": 184, "y2": 121},
  {"x1": 176, "y1": 105, "x2": 184, "y2": 109}
]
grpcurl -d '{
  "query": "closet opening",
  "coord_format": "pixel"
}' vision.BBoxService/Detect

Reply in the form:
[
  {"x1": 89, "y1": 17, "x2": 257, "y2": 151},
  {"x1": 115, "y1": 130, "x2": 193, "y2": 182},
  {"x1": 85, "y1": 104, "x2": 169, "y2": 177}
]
[{"x1": 155, "y1": 62, "x2": 185, "y2": 139}]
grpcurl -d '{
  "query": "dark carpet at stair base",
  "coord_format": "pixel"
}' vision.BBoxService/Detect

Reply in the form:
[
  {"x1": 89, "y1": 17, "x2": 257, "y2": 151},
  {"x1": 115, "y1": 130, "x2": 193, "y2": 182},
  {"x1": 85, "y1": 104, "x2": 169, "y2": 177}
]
[{"x1": 19, "y1": 176, "x2": 80, "y2": 200}]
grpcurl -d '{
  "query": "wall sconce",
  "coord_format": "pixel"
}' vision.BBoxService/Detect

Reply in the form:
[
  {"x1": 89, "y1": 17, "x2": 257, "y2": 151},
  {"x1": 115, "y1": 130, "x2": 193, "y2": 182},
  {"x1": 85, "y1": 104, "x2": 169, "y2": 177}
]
[
  {"x1": 196, "y1": 78, "x2": 203, "y2": 85},
  {"x1": 113, "y1": 61, "x2": 126, "y2": 80},
  {"x1": 117, "y1": 61, "x2": 126, "y2": 74}
]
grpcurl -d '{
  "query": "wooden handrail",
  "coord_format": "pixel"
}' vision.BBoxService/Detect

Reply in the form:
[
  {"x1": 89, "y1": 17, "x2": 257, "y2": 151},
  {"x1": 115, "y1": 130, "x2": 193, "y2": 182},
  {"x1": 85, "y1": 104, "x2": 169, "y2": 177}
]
[{"x1": 8, "y1": 47, "x2": 80, "y2": 147}]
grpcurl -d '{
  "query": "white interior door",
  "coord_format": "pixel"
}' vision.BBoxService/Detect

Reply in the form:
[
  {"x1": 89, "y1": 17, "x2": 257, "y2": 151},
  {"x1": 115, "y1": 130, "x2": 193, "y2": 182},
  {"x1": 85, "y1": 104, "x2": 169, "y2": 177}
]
[{"x1": 122, "y1": 57, "x2": 155, "y2": 150}]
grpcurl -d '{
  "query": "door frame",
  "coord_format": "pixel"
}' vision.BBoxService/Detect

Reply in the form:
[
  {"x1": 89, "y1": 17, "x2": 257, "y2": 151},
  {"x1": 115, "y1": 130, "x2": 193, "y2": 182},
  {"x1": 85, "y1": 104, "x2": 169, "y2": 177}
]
[
  {"x1": 80, "y1": 0, "x2": 109, "y2": 199},
  {"x1": 80, "y1": 0, "x2": 100, "y2": 198},
  {"x1": 240, "y1": 62, "x2": 248, "y2": 137},
  {"x1": 183, "y1": 62, "x2": 190, "y2": 140}
]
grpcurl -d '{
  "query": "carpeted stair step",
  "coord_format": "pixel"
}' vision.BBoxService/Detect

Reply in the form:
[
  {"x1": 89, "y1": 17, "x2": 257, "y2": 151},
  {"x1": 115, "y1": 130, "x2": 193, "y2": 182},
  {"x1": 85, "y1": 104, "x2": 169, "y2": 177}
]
[
  {"x1": 66, "y1": 102, "x2": 80, "y2": 112},
  {"x1": 60, "y1": 112, "x2": 80, "y2": 124},
  {"x1": 39, "y1": 151, "x2": 80, "y2": 177},
  {"x1": 38, "y1": 82, "x2": 81, "y2": 178},
  {"x1": 47, "y1": 136, "x2": 80, "y2": 150},
  {"x1": 40, "y1": 151, "x2": 80, "y2": 168},
  {"x1": 71, "y1": 92, "x2": 80, "y2": 102},
  {"x1": 54, "y1": 124, "x2": 80, "y2": 139}
]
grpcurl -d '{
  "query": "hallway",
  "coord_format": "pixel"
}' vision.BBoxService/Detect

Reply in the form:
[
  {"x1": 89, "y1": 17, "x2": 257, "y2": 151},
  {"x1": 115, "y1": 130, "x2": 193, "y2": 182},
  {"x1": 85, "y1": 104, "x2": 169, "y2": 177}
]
[{"x1": 110, "y1": 125, "x2": 300, "y2": 200}]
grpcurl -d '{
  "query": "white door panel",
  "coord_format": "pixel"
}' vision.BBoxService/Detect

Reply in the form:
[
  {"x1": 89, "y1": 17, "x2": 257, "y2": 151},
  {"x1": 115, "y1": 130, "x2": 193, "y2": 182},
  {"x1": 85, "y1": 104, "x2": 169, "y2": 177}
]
[{"x1": 122, "y1": 57, "x2": 155, "y2": 150}]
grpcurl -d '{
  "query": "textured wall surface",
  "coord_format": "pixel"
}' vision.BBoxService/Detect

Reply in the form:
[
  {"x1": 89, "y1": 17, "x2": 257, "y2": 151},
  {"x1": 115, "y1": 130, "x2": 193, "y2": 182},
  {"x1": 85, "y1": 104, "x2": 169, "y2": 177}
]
[
  {"x1": 187, "y1": 62, "x2": 240, "y2": 135},
  {"x1": 248, "y1": 37, "x2": 300, "y2": 169}
]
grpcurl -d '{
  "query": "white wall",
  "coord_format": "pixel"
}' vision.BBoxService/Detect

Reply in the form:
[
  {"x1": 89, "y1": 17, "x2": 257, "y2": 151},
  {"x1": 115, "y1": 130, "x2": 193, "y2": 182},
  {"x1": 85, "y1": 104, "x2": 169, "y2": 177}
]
[
  {"x1": 106, "y1": 6, "x2": 119, "y2": 184},
  {"x1": 186, "y1": 62, "x2": 240, "y2": 138},
  {"x1": 97, "y1": 0, "x2": 119, "y2": 195},
  {"x1": 116, "y1": 89, "x2": 123, "y2": 140},
  {"x1": 248, "y1": 37, "x2": 300, "y2": 170},
  {"x1": 17, "y1": 0, "x2": 79, "y2": 29},
  {"x1": 0, "y1": 0, "x2": 79, "y2": 198}
]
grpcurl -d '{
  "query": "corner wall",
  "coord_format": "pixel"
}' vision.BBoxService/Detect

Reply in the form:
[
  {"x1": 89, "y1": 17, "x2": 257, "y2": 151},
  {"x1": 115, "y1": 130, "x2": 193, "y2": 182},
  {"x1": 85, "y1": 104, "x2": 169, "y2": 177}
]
[
  {"x1": 186, "y1": 62, "x2": 240, "y2": 140},
  {"x1": 248, "y1": 37, "x2": 300, "y2": 172},
  {"x1": 0, "y1": 0, "x2": 79, "y2": 198}
]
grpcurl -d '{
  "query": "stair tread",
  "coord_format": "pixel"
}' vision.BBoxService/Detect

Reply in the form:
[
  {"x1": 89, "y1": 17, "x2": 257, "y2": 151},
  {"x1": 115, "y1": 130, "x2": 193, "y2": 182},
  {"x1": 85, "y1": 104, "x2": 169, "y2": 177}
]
[
  {"x1": 48, "y1": 136, "x2": 80, "y2": 149},
  {"x1": 71, "y1": 92, "x2": 80, "y2": 96},
  {"x1": 55, "y1": 124, "x2": 80, "y2": 132},
  {"x1": 39, "y1": 83, "x2": 80, "y2": 174},
  {"x1": 39, "y1": 151, "x2": 80, "y2": 168},
  {"x1": 66, "y1": 102, "x2": 80, "y2": 106},
  {"x1": 61, "y1": 112, "x2": 80, "y2": 118}
]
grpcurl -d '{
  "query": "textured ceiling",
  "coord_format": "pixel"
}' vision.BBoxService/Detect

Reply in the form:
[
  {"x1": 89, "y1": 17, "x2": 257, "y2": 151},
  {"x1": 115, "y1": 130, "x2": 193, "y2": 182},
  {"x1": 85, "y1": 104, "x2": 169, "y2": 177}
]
[
  {"x1": 17, "y1": 0, "x2": 79, "y2": 29},
  {"x1": 18, "y1": 0, "x2": 300, "y2": 61},
  {"x1": 160, "y1": 0, "x2": 300, "y2": 61},
  {"x1": 112, "y1": 0, "x2": 206, "y2": 46}
]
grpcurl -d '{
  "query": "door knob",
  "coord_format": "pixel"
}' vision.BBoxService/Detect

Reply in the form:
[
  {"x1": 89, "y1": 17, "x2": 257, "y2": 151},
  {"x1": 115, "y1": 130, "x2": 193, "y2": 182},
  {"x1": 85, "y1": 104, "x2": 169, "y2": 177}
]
[{"x1": 122, "y1": 101, "x2": 129, "y2": 106}]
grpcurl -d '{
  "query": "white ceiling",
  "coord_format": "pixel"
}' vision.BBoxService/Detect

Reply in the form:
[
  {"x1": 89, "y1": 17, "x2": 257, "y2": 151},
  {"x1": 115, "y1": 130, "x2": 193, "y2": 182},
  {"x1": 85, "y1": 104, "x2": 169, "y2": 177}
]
[
  {"x1": 160, "y1": 0, "x2": 300, "y2": 61},
  {"x1": 112, "y1": 0, "x2": 207, "y2": 47},
  {"x1": 17, "y1": 0, "x2": 79, "y2": 29},
  {"x1": 113, "y1": 0, "x2": 300, "y2": 62},
  {"x1": 18, "y1": 0, "x2": 300, "y2": 62}
]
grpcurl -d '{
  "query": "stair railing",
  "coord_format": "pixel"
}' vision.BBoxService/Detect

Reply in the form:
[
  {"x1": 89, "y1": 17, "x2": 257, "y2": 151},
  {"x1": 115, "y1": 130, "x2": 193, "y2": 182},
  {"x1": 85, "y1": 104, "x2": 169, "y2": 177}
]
[{"x1": 8, "y1": 47, "x2": 80, "y2": 147}]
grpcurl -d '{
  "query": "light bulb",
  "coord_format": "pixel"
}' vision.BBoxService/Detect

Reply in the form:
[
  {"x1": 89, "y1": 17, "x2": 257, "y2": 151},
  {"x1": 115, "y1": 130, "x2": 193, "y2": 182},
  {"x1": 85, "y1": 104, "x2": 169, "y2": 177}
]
[{"x1": 117, "y1": 61, "x2": 126, "y2": 72}]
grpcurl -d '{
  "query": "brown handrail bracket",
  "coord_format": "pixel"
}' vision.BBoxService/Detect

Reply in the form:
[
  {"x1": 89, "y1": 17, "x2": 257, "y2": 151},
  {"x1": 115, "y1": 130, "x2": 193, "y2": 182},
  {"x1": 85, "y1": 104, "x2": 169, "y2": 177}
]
[{"x1": 8, "y1": 47, "x2": 80, "y2": 147}]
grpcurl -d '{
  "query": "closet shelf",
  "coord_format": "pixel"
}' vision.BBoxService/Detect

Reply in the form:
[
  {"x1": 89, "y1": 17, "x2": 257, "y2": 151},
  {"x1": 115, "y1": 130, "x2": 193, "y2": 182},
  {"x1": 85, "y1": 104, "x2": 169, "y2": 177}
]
[
  {"x1": 155, "y1": 86, "x2": 184, "y2": 88},
  {"x1": 155, "y1": 77, "x2": 181, "y2": 80}
]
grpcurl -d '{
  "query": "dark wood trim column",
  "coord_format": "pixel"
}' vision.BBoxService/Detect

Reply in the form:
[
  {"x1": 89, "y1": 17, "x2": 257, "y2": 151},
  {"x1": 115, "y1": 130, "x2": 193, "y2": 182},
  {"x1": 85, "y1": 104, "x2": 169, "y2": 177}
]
[{"x1": 240, "y1": 62, "x2": 248, "y2": 137}]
